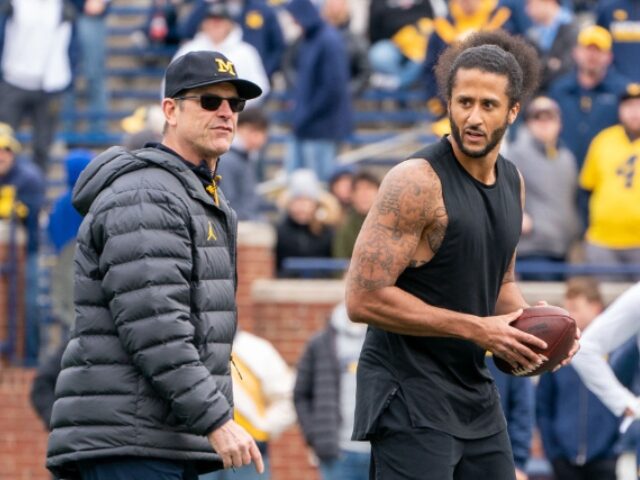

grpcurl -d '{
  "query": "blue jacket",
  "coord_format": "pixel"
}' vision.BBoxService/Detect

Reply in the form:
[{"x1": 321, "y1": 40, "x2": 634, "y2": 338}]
[
  {"x1": 0, "y1": 157, "x2": 45, "y2": 254},
  {"x1": 47, "y1": 149, "x2": 92, "y2": 253},
  {"x1": 548, "y1": 68, "x2": 628, "y2": 169},
  {"x1": 486, "y1": 358, "x2": 534, "y2": 471},
  {"x1": 285, "y1": 0, "x2": 353, "y2": 140},
  {"x1": 180, "y1": 0, "x2": 285, "y2": 78},
  {"x1": 597, "y1": 0, "x2": 640, "y2": 82},
  {"x1": 535, "y1": 341, "x2": 637, "y2": 465}
]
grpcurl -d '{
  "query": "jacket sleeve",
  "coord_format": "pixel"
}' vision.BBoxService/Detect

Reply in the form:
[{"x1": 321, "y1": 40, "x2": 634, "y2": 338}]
[
  {"x1": 506, "y1": 376, "x2": 534, "y2": 470},
  {"x1": 571, "y1": 283, "x2": 640, "y2": 416},
  {"x1": 536, "y1": 373, "x2": 561, "y2": 461},
  {"x1": 293, "y1": 337, "x2": 317, "y2": 447},
  {"x1": 96, "y1": 189, "x2": 232, "y2": 435}
]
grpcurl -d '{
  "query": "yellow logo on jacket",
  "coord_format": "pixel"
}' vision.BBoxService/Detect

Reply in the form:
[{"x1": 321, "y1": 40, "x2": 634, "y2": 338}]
[
  {"x1": 207, "y1": 221, "x2": 217, "y2": 241},
  {"x1": 246, "y1": 10, "x2": 264, "y2": 29},
  {"x1": 215, "y1": 58, "x2": 236, "y2": 76}
]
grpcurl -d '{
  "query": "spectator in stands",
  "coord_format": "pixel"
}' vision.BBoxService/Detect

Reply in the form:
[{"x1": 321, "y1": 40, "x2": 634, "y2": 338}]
[
  {"x1": 548, "y1": 24, "x2": 628, "y2": 227},
  {"x1": 173, "y1": 2, "x2": 270, "y2": 105},
  {"x1": 422, "y1": 0, "x2": 517, "y2": 120},
  {"x1": 0, "y1": 123, "x2": 45, "y2": 363},
  {"x1": 217, "y1": 108, "x2": 270, "y2": 221},
  {"x1": 180, "y1": 0, "x2": 285, "y2": 80},
  {"x1": 327, "y1": 164, "x2": 355, "y2": 213},
  {"x1": 596, "y1": 0, "x2": 640, "y2": 82},
  {"x1": 294, "y1": 301, "x2": 370, "y2": 480},
  {"x1": 275, "y1": 169, "x2": 334, "y2": 277},
  {"x1": 202, "y1": 330, "x2": 296, "y2": 480},
  {"x1": 523, "y1": 0, "x2": 578, "y2": 92},
  {"x1": 548, "y1": 25, "x2": 628, "y2": 171},
  {"x1": 135, "y1": 0, "x2": 184, "y2": 51},
  {"x1": 67, "y1": 0, "x2": 110, "y2": 134},
  {"x1": 0, "y1": 0, "x2": 77, "y2": 170},
  {"x1": 332, "y1": 170, "x2": 380, "y2": 259},
  {"x1": 283, "y1": 0, "x2": 371, "y2": 98},
  {"x1": 367, "y1": 0, "x2": 435, "y2": 91},
  {"x1": 322, "y1": 0, "x2": 371, "y2": 96},
  {"x1": 486, "y1": 357, "x2": 534, "y2": 480},
  {"x1": 283, "y1": 0, "x2": 353, "y2": 182},
  {"x1": 509, "y1": 96, "x2": 580, "y2": 280},
  {"x1": 537, "y1": 277, "x2": 628, "y2": 480},
  {"x1": 578, "y1": 83, "x2": 640, "y2": 282}
]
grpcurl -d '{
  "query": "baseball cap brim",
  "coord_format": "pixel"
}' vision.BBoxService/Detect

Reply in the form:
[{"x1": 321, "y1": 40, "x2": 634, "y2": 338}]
[{"x1": 176, "y1": 78, "x2": 263, "y2": 100}]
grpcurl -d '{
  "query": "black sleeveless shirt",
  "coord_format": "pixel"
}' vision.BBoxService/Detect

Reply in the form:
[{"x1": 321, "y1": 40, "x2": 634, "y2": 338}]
[{"x1": 353, "y1": 137, "x2": 522, "y2": 440}]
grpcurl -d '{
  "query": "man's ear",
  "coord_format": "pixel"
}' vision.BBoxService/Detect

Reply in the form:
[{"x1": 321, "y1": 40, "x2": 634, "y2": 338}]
[
  {"x1": 162, "y1": 98, "x2": 178, "y2": 127},
  {"x1": 508, "y1": 102, "x2": 521, "y2": 125}
]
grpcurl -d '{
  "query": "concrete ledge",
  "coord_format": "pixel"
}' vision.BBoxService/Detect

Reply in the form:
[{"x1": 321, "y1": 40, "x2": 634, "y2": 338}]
[
  {"x1": 251, "y1": 279, "x2": 634, "y2": 306},
  {"x1": 237, "y1": 221, "x2": 275, "y2": 248},
  {"x1": 252, "y1": 279, "x2": 345, "y2": 303}
]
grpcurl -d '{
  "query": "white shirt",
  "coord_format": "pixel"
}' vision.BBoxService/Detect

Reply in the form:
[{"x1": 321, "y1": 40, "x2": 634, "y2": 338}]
[
  {"x1": 2, "y1": 0, "x2": 72, "y2": 92},
  {"x1": 172, "y1": 26, "x2": 270, "y2": 106},
  {"x1": 572, "y1": 282, "x2": 640, "y2": 416}
]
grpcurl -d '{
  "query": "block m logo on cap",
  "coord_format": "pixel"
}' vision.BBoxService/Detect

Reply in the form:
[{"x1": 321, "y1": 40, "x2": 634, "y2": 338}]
[{"x1": 215, "y1": 58, "x2": 236, "y2": 76}]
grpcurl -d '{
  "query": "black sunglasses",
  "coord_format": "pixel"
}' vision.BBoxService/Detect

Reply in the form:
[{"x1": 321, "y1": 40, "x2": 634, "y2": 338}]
[{"x1": 173, "y1": 94, "x2": 246, "y2": 113}]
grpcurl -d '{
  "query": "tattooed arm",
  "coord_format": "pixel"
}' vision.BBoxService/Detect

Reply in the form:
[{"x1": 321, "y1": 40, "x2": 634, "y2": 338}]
[{"x1": 345, "y1": 160, "x2": 547, "y2": 369}]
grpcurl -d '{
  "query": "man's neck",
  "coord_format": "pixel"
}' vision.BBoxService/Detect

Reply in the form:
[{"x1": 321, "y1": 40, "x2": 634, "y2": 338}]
[
  {"x1": 448, "y1": 136, "x2": 499, "y2": 185},
  {"x1": 538, "y1": 6, "x2": 561, "y2": 26},
  {"x1": 162, "y1": 137, "x2": 218, "y2": 172}
]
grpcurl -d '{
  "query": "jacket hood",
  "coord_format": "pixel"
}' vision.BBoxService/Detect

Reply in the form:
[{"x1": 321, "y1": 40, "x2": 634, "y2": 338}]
[
  {"x1": 72, "y1": 146, "x2": 214, "y2": 216},
  {"x1": 285, "y1": 0, "x2": 322, "y2": 33}
]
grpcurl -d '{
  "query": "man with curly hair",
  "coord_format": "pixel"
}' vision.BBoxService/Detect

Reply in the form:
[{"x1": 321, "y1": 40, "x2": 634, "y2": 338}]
[{"x1": 346, "y1": 30, "x2": 579, "y2": 480}]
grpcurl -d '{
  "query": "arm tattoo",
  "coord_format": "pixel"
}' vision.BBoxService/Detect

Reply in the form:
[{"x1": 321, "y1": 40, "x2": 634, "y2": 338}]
[
  {"x1": 426, "y1": 206, "x2": 447, "y2": 253},
  {"x1": 349, "y1": 162, "x2": 436, "y2": 291}
]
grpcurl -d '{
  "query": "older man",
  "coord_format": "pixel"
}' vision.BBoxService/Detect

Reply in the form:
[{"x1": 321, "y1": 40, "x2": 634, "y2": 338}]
[{"x1": 46, "y1": 51, "x2": 264, "y2": 480}]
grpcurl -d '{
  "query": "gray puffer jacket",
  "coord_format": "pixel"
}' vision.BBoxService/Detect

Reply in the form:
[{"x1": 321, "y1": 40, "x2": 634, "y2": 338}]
[{"x1": 46, "y1": 146, "x2": 238, "y2": 479}]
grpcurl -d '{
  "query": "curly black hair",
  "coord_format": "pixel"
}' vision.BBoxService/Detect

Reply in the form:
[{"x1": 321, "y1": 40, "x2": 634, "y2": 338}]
[{"x1": 435, "y1": 30, "x2": 541, "y2": 107}]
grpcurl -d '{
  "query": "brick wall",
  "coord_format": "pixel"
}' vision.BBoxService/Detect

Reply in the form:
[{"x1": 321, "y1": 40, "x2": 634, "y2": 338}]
[{"x1": 0, "y1": 368, "x2": 49, "y2": 480}]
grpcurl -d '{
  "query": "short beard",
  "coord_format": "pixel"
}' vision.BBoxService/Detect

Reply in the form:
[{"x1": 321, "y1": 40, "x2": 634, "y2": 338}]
[{"x1": 450, "y1": 114, "x2": 509, "y2": 158}]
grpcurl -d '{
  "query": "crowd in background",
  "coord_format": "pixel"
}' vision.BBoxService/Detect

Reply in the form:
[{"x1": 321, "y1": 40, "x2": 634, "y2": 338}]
[{"x1": 0, "y1": 0, "x2": 639, "y2": 479}]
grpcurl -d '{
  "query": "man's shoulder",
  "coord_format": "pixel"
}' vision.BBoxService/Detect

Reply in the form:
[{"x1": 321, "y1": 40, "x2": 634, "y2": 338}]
[{"x1": 591, "y1": 124, "x2": 626, "y2": 148}]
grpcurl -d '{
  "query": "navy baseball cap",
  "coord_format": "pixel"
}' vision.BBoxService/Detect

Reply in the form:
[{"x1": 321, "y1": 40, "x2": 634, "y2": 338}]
[{"x1": 163, "y1": 51, "x2": 262, "y2": 100}]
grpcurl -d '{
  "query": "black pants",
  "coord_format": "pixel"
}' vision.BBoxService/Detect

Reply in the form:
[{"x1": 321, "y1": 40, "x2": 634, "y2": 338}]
[
  {"x1": 0, "y1": 81, "x2": 59, "y2": 170},
  {"x1": 370, "y1": 395, "x2": 516, "y2": 480},
  {"x1": 77, "y1": 457, "x2": 200, "y2": 480},
  {"x1": 551, "y1": 457, "x2": 617, "y2": 480}
]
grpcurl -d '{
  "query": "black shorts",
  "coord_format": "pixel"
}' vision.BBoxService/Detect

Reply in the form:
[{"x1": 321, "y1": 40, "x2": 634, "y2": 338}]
[{"x1": 369, "y1": 394, "x2": 516, "y2": 480}]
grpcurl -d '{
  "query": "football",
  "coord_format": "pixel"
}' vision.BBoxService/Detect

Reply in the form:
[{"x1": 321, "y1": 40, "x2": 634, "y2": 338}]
[{"x1": 493, "y1": 305, "x2": 577, "y2": 377}]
